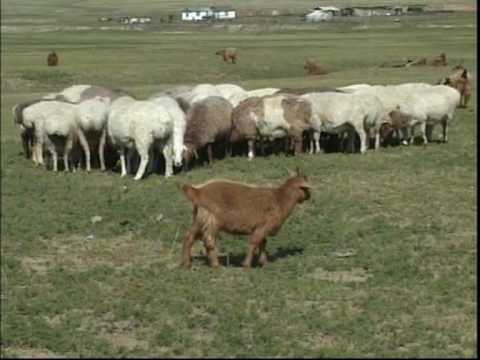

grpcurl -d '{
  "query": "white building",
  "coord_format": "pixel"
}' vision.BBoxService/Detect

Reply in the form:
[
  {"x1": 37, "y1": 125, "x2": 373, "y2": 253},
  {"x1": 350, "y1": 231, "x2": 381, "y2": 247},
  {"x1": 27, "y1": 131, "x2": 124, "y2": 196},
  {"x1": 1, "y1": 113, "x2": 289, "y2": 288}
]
[
  {"x1": 181, "y1": 7, "x2": 236, "y2": 21},
  {"x1": 305, "y1": 10, "x2": 333, "y2": 22}
]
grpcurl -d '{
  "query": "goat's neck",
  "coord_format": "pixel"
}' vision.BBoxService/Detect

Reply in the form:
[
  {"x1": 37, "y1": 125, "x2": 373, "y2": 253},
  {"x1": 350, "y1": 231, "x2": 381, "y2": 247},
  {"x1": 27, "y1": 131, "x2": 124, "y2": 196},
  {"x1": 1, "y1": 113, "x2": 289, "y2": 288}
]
[{"x1": 275, "y1": 183, "x2": 301, "y2": 221}]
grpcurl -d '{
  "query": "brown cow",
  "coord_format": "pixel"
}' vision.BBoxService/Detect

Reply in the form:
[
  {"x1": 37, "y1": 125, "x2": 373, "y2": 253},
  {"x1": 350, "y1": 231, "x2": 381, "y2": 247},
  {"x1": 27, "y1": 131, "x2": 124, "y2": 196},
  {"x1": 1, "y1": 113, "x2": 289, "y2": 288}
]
[
  {"x1": 304, "y1": 59, "x2": 328, "y2": 75},
  {"x1": 47, "y1": 51, "x2": 58, "y2": 66},
  {"x1": 215, "y1": 48, "x2": 237, "y2": 64},
  {"x1": 429, "y1": 52, "x2": 447, "y2": 66},
  {"x1": 441, "y1": 66, "x2": 472, "y2": 108}
]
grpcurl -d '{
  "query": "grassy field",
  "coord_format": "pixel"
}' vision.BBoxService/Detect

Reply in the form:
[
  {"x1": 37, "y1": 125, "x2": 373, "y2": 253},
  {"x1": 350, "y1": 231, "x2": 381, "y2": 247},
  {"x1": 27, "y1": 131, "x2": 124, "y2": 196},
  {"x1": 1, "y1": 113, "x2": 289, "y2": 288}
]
[{"x1": 0, "y1": 1, "x2": 477, "y2": 358}]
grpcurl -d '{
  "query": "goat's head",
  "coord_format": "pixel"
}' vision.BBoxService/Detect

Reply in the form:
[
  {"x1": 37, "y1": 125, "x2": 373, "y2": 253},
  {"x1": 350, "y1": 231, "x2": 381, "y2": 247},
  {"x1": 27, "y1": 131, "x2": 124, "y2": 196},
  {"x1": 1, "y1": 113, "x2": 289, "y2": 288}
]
[
  {"x1": 215, "y1": 50, "x2": 225, "y2": 56},
  {"x1": 286, "y1": 167, "x2": 312, "y2": 203}
]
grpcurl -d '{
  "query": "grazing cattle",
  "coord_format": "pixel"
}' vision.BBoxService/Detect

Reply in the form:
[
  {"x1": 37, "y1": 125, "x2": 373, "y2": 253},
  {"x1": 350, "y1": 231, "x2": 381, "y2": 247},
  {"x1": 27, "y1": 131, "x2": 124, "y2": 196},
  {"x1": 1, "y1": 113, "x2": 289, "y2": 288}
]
[
  {"x1": 215, "y1": 48, "x2": 237, "y2": 64},
  {"x1": 441, "y1": 66, "x2": 472, "y2": 108},
  {"x1": 429, "y1": 52, "x2": 447, "y2": 66},
  {"x1": 180, "y1": 168, "x2": 312, "y2": 269},
  {"x1": 304, "y1": 59, "x2": 328, "y2": 75},
  {"x1": 47, "y1": 51, "x2": 58, "y2": 66}
]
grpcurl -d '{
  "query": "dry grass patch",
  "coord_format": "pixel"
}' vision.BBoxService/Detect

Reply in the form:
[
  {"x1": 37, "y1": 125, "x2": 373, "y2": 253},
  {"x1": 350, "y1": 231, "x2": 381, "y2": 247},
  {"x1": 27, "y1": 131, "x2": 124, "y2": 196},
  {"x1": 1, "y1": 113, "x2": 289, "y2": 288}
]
[{"x1": 307, "y1": 267, "x2": 372, "y2": 283}]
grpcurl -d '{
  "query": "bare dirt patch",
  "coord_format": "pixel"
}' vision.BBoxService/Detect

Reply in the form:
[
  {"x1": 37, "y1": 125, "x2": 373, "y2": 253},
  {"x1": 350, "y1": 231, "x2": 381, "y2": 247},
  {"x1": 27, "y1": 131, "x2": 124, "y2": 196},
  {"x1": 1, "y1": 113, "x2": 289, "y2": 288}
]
[
  {"x1": 307, "y1": 267, "x2": 372, "y2": 282},
  {"x1": 3, "y1": 347, "x2": 61, "y2": 358}
]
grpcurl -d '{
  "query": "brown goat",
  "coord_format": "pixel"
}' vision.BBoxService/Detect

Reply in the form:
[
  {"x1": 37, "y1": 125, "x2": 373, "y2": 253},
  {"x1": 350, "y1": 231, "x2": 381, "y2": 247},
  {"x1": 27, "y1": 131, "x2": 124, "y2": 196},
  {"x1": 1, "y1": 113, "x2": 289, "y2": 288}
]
[
  {"x1": 304, "y1": 59, "x2": 328, "y2": 75},
  {"x1": 215, "y1": 48, "x2": 237, "y2": 64},
  {"x1": 180, "y1": 169, "x2": 312, "y2": 269},
  {"x1": 442, "y1": 66, "x2": 472, "y2": 108},
  {"x1": 429, "y1": 52, "x2": 447, "y2": 66},
  {"x1": 47, "y1": 51, "x2": 58, "y2": 66}
]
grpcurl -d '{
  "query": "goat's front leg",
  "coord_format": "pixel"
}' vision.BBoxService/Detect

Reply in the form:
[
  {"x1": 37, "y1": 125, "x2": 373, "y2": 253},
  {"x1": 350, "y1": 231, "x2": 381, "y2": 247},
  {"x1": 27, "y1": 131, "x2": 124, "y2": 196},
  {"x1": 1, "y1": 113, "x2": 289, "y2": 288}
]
[
  {"x1": 243, "y1": 230, "x2": 266, "y2": 269},
  {"x1": 203, "y1": 233, "x2": 220, "y2": 268},
  {"x1": 258, "y1": 238, "x2": 269, "y2": 267},
  {"x1": 182, "y1": 220, "x2": 202, "y2": 268}
]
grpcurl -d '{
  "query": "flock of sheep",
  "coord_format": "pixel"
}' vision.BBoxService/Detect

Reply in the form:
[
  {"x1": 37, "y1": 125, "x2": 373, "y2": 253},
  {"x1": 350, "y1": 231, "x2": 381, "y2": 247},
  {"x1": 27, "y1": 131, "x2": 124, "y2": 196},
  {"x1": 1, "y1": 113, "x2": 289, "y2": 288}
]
[{"x1": 12, "y1": 64, "x2": 470, "y2": 181}]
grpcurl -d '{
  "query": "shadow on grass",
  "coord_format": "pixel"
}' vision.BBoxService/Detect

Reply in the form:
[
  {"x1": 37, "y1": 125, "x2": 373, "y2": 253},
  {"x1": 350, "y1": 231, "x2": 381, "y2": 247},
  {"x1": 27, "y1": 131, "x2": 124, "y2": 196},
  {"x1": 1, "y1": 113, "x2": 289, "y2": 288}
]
[{"x1": 192, "y1": 245, "x2": 304, "y2": 268}]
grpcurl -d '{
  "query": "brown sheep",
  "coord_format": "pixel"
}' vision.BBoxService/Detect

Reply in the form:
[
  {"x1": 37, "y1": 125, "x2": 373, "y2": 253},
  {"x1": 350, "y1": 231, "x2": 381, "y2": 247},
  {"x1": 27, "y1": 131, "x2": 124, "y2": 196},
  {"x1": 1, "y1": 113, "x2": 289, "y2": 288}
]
[
  {"x1": 183, "y1": 96, "x2": 233, "y2": 169},
  {"x1": 429, "y1": 52, "x2": 447, "y2": 66},
  {"x1": 280, "y1": 95, "x2": 313, "y2": 155},
  {"x1": 379, "y1": 106, "x2": 412, "y2": 146},
  {"x1": 180, "y1": 168, "x2": 312, "y2": 269},
  {"x1": 442, "y1": 66, "x2": 472, "y2": 108},
  {"x1": 408, "y1": 57, "x2": 427, "y2": 66},
  {"x1": 215, "y1": 48, "x2": 237, "y2": 64},
  {"x1": 304, "y1": 59, "x2": 328, "y2": 75},
  {"x1": 230, "y1": 97, "x2": 263, "y2": 159},
  {"x1": 47, "y1": 51, "x2": 58, "y2": 66}
]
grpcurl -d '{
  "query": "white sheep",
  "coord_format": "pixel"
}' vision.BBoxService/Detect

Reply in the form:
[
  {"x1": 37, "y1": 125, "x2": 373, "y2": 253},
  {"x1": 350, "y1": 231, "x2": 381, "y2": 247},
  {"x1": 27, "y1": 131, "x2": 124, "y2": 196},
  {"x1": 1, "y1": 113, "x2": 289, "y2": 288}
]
[
  {"x1": 339, "y1": 83, "x2": 460, "y2": 144},
  {"x1": 21, "y1": 100, "x2": 89, "y2": 172},
  {"x1": 107, "y1": 97, "x2": 183, "y2": 180},
  {"x1": 175, "y1": 84, "x2": 223, "y2": 112},
  {"x1": 301, "y1": 92, "x2": 387, "y2": 154}
]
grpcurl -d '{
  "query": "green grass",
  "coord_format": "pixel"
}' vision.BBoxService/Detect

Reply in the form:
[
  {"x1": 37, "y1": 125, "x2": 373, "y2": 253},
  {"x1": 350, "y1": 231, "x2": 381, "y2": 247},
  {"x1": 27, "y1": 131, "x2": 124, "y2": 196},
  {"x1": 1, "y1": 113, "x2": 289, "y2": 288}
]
[{"x1": 0, "y1": 3, "x2": 477, "y2": 358}]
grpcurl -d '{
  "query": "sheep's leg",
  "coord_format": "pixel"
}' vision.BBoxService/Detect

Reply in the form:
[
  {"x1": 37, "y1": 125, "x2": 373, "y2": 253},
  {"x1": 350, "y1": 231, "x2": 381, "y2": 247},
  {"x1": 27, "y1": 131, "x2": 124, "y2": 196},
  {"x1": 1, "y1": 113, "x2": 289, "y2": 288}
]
[
  {"x1": 119, "y1": 149, "x2": 128, "y2": 177},
  {"x1": 134, "y1": 151, "x2": 149, "y2": 181},
  {"x1": 64, "y1": 135, "x2": 74, "y2": 172},
  {"x1": 313, "y1": 131, "x2": 321, "y2": 154},
  {"x1": 47, "y1": 144, "x2": 58, "y2": 172},
  {"x1": 425, "y1": 124, "x2": 434, "y2": 143},
  {"x1": 463, "y1": 94, "x2": 470, "y2": 108},
  {"x1": 99, "y1": 128, "x2": 107, "y2": 171},
  {"x1": 207, "y1": 144, "x2": 213, "y2": 165},
  {"x1": 77, "y1": 129, "x2": 91, "y2": 172},
  {"x1": 355, "y1": 127, "x2": 368, "y2": 154},
  {"x1": 163, "y1": 143, "x2": 173, "y2": 177},
  {"x1": 247, "y1": 139, "x2": 255, "y2": 160},
  {"x1": 441, "y1": 116, "x2": 448, "y2": 143},
  {"x1": 419, "y1": 122, "x2": 428, "y2": 146},
  {"x1": 35, "y1": 138, "x2": 45, "y2": 166},
  {"x1": 147, "y1": 146, "x2": 155, "y2": 175},
  {"x1": 374, "y1": 129, "x2": 380, "y2": 150},
  {"x1": 243, "y1": 230, "x2": 266, "y2": 269},
  {"x1": 32, "y1": 140, "x2": 39, "y2": 164}
]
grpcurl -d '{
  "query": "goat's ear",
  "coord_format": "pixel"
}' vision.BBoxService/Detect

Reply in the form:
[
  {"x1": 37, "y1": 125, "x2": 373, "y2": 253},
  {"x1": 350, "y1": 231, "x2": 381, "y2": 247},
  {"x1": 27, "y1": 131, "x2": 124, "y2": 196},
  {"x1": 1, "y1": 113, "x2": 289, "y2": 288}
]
[{"x1": 461, "y1": 69, "x2": 468, "y2": 79}]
